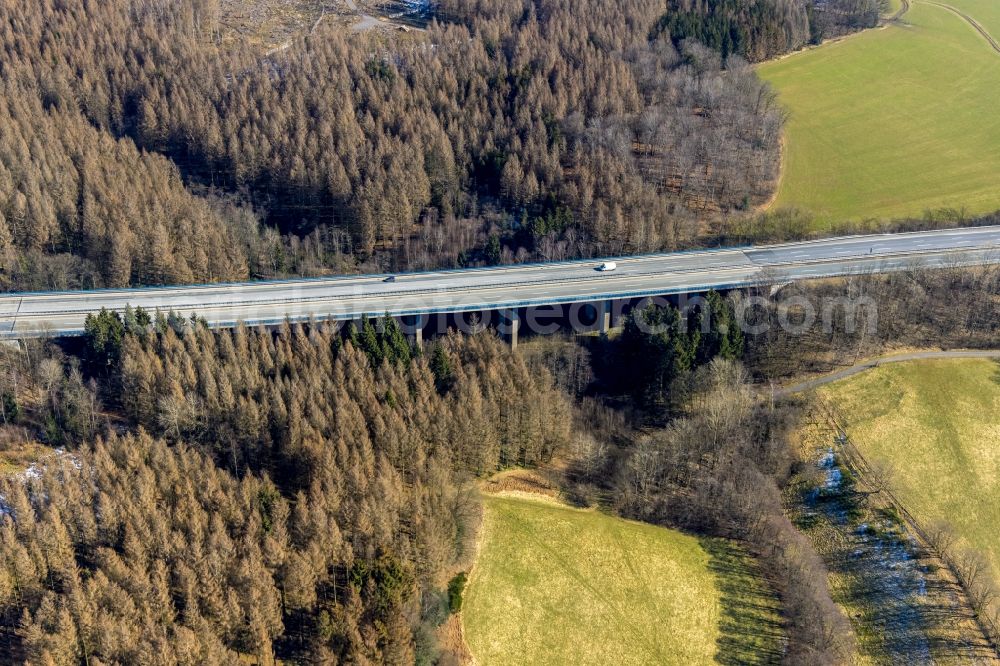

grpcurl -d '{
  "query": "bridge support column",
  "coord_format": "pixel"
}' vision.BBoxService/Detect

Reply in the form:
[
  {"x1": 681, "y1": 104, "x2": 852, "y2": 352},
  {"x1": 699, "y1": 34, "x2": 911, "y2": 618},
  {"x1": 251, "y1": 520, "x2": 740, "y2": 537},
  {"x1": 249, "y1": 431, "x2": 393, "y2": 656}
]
[
  {"x1": 769, "y1": 282, "x2": 792, "y2": 298},
  {"x1": 399, "y1": 314, "x2": 425, "y2": 347},
  {"x1": 598, "y1": 300, "x2": 613, "y2": 338},
  {"x1": 498, "y1": 308, "x2": 520, "y2": 350}
]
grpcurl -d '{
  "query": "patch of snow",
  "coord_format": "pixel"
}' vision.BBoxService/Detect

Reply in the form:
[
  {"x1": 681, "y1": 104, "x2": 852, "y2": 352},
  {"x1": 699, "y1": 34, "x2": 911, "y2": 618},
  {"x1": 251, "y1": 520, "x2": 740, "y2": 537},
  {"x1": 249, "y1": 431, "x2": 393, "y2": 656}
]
[
  {"x1": 0, "y1": 447, "x2": 82, "y2": 523},
  {"x1": 825, "y1": 467, "x2": 842, "y2": 489}
]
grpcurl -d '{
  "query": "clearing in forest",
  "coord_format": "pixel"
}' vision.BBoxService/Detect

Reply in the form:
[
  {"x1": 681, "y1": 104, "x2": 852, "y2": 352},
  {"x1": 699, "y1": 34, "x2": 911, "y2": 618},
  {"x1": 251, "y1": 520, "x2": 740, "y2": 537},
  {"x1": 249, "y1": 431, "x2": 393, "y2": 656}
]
[
  {"x1": 758, "y1": 1, "x2": 1000, "y2": 224},
  {"x1": 818, "y1": 358, "x2": 1000, "y2": 579},
  {"x1": 462, "y1": 492, "x2": 784, "y2": 665}
]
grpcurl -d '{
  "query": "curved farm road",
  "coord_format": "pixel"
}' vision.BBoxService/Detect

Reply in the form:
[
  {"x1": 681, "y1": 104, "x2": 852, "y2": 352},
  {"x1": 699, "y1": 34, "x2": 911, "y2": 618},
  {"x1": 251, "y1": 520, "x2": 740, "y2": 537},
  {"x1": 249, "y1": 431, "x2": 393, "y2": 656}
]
[
  {"x1": 889, "y1": 0, "x2": 912, "y2": 22},
  {"x1": 774, "y1": 349, "x2": 1000, "y2": 397},
  {"x1": 921, "y1": 0, "x2": 1000, "y2": 54}
]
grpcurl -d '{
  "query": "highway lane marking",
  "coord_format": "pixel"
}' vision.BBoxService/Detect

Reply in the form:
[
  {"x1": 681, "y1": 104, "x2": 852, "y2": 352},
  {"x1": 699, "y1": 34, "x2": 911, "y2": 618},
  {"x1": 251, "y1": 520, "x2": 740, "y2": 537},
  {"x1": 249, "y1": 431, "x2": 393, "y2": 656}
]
[
  {"x1": 10, "y1": 253, "x2": 759, "y2": 304},
  {"x1": 752, "y1": 228, "x2": 1000, "y2": 253},
  {"x1": 6, "y1": 226, "x2": 1000, "y2": 335},
  {"x1": 0, "y1": 269, "x2": 968, "y2": 331},
  {"x1": 5, "y1": 298, "x2": 23, "y2": 333},
  {"x1": 23, "y1": 238, "x2": 998, "y2": 309},
  {"x1": 5, "y1": 266, "x2": 769, "y2": 318},
  {"x1": 12, "y1": 246, "x2": 999, "y2": 319},
  {"x1": 10, "y1": 252, "x2": 999, "y2": 336},
  {"x1": 7, "y1": 269, "x2": 770, "y2": 316},
  {"x1": 17, "y1": 248, "x2": 999, "y2": 324},
  {"x1": 9, "y1": 229, "x2": 1000, "y2": 303},
  {"x1": 2, "y1": 249, "x2": 758, "y2": 302},
  {"x1": 9, "y1": 260, "x2": 765, "y2": 311}
]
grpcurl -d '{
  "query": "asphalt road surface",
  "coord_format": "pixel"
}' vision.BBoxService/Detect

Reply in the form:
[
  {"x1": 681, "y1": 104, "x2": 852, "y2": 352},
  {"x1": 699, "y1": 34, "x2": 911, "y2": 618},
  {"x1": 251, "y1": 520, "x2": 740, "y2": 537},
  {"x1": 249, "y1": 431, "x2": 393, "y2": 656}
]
[{"x1": 2, "y1": 226, "x2": 999, "y2": 338}]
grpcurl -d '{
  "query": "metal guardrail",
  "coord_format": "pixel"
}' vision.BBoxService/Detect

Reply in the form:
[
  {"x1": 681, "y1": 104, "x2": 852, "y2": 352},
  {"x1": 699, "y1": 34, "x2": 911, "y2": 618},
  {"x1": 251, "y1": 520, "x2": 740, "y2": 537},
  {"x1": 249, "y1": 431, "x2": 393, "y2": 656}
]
[
  {"x1": 6, "y1": 244, "x2": 997, "y2": 317},
  {"x1": 3, "y1": 246, "x2": 997, "y2": 339}
]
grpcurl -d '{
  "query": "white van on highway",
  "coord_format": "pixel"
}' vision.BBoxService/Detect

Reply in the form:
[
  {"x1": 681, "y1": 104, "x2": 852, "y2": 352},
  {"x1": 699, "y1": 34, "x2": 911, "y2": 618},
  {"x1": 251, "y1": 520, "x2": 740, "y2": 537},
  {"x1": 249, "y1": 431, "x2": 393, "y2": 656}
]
[{"x1": 597, "y1": 261, "x2": 617, "y2": 272}]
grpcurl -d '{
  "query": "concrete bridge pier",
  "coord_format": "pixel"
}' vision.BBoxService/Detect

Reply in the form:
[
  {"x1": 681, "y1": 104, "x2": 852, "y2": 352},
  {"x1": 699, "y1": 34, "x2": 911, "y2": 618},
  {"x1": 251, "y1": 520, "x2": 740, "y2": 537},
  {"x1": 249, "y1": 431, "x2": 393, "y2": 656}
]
[
  {"x1": 769, "y1": 282, "x2": 792, "y2": 297},
  {"x1": 498, "y1": 308, "x2": 520, "y2": 350},
  {"x1": 399, "y1": 314, "x2": 426, "y2": 347},
  {"x1": 598, "y1": 299, "x2": 613, "y2": 338}
]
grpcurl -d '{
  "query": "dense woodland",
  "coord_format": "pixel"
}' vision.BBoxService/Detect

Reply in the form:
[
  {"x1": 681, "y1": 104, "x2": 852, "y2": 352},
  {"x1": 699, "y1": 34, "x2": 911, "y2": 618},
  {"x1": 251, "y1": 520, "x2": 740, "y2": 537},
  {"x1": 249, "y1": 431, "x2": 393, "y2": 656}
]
[
  {"x1": 0, "y1": 0, "x2": 960, "y2": 662},
  {"x1": 0, "y1": 0, "x2": 895, "y2": 292},
  {"x1": 0, "y1": 0, "x2": 791, "y2": 291},
  {"x1": 653, "y1": 0, "x2": 887, "y2": 61},
  {"x1": 0, "y1": 325, "x2": 570, "y2": 663},
  {"x1": 0, "y1": 264, "x2": 998, "y2": 661},
  {"x1": 654, "y1": 0, "x2": 810, "y2": 60}
]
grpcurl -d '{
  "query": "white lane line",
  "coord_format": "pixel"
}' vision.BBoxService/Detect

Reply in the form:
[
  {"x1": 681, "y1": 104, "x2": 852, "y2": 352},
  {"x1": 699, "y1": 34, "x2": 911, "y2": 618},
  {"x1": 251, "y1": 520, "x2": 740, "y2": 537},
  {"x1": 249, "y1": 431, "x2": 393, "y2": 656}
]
[
  {"x1": 10, "y1": 265, "x2": 768, "y2": 318},
  {"x1": 7, "y1": 228, "x2": 1000, "y2": 336}
]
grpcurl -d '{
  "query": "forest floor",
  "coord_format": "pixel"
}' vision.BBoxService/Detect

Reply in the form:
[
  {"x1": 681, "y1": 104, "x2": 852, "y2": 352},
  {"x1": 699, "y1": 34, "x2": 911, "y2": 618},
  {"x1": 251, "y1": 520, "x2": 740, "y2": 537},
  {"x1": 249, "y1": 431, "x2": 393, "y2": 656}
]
[
  {"x1": 461, "y1": 471, "x2": 784, "y2": 665},
  {"x1": 0, "y1": 440, "x2": 54, "y2": 478},
  {"x1": 217, "y1": 0, "x2": 342, "y2": 52},
  {"x1": 758, "y1": 0, "x2": 1000, "y2": 225},
  {"x1": 216, "y1": 0, "x2": 428, "y2": 53}
]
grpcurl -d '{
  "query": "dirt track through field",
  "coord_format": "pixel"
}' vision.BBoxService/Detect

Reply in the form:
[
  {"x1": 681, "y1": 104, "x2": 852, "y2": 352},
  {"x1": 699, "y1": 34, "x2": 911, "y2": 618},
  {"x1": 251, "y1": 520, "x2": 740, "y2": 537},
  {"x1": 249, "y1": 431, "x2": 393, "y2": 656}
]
[
  {"x1": 774, "y1": 349, "x2": 1000, "y2": 396},
  {"x1": 923, "y1": 1, "x2": 1000, "y2": 54},
  {"x1": 889, "y1": 0, "x2": 912, "y2": 22}
]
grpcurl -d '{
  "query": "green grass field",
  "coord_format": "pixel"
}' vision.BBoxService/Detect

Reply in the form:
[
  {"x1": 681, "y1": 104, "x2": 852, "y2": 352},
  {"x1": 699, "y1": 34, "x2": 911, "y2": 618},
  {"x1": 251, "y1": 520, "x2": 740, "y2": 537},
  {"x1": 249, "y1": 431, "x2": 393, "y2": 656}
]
[
  {"x1": 758, "y1": 2, "x2": 1000, "y2": 224},
  {"x1": 819, "y1": 359, "x2": 1000, "y2": 576},
  {"x1": 462, "y1": 493, "x2": 783, "y2": 665},
  {"x1": 944, "y1": 0, "x2": 1000, "y2": 39}
]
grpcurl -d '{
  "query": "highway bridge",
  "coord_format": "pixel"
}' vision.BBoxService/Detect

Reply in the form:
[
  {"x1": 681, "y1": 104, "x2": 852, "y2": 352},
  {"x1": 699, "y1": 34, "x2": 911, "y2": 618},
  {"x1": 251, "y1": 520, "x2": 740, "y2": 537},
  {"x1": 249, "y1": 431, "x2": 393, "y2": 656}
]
[{"x1": 1, "y1": 226, "x2": 999, "y2": 342}]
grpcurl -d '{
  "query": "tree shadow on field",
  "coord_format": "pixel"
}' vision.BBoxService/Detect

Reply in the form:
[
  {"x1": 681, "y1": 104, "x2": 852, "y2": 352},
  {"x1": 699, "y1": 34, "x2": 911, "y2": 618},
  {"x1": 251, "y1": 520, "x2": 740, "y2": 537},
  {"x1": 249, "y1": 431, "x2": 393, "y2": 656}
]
[{"x1": 700, "y1": 537, "x2": 785, "y2": 665}]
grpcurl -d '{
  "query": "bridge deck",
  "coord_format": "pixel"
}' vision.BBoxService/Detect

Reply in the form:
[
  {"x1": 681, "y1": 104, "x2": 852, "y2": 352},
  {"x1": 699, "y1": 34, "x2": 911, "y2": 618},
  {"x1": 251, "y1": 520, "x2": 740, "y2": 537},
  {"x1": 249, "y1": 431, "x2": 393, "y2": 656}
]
[{"x1": 1, "y1": 226, "x2": 998, "y2": 337}]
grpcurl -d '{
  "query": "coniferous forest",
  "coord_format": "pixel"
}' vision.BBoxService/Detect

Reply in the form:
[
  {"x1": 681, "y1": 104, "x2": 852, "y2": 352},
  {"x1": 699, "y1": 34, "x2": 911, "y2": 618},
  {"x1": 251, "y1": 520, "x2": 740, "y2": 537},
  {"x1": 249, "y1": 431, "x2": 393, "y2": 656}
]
[
  {"x1": 0, "y1": 0, "x2": 959, "y2": 663},
  {"x1": 0, "y1": 0, "x2": 796, "y2": 292},
  {"x1": 0, "y1": 321, "x2": 571, "y2": 663},
  {"x1": 2, "y1": 268, "x2": 998, "y2": 662}
]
